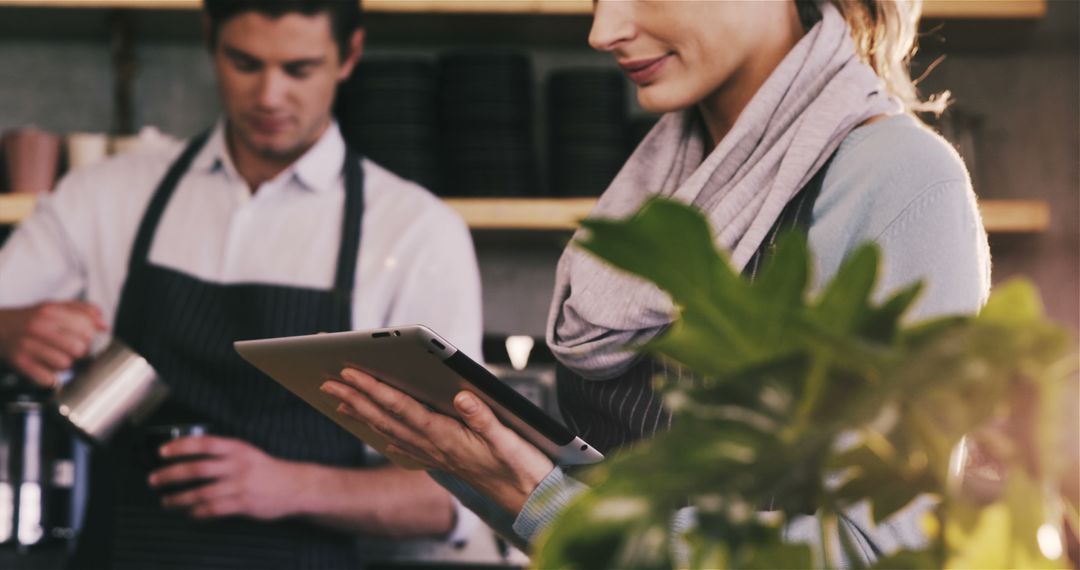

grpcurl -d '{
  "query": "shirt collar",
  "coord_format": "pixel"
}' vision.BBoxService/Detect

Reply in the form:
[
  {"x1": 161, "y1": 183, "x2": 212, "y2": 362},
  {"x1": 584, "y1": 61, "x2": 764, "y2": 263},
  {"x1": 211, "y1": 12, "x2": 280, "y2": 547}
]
[{"x1": 190, "y1": 119, "x2": 347, "y2": 194}]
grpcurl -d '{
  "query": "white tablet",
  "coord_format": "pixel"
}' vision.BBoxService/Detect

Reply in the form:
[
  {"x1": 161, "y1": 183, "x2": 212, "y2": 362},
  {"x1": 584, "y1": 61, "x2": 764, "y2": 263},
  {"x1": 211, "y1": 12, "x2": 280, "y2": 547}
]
[{"x1": 234, "y1": 325, "x2": 603, "y2": 466}]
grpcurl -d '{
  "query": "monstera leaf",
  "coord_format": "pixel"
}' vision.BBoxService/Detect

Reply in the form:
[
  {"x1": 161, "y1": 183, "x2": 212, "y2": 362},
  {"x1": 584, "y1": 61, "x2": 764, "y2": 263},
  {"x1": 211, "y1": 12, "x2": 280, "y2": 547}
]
[{"x1": 533, "y1": 198, "x2": 1076, "y2": 570}]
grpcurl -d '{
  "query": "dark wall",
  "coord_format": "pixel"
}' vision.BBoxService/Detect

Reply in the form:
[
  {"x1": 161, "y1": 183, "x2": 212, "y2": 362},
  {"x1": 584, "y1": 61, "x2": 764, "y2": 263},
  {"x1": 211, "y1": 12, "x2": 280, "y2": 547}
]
[{"x1": 919, "y1": 0, "x2": 1079, "y2": 335}]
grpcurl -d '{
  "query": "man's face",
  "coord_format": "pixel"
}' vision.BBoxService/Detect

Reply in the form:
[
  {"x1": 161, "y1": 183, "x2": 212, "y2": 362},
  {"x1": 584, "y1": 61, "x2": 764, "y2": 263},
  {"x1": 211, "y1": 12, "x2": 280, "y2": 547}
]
[{"x1": 212, "y1": 11, "x2": 361, "y2": 163}]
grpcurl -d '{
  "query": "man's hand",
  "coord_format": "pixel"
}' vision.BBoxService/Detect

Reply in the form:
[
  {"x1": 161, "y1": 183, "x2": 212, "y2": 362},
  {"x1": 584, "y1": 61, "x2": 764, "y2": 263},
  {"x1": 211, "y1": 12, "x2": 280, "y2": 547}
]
[
  {"x1": 150, "y1": 434, "x2": 457, "y2": 536},
  {"x1": 0, "y1": 301, "x2": 108, "y2": 388},
  {"x1": 149, "y1": 435, "x2": 304, "y2": 521}
]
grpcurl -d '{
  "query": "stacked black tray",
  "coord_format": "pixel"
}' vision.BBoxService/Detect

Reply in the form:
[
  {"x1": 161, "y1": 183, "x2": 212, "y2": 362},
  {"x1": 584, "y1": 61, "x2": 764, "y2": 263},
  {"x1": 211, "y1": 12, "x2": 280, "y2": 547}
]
[
  {"x1": 335, "y1": 59, "x2": 440, "y2": 192},
  {"x1": 439, "y1": 52, "x2": 537, "y2": 197},
  {"x1": 547, "y1": 69, "x2": 628, "y2": 197}
]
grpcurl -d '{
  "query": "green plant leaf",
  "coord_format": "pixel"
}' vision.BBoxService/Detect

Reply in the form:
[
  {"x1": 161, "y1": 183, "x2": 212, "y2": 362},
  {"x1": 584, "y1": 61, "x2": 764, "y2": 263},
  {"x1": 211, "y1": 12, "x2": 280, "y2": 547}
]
[
  {"x1": 753, "y1": 231, "x2": 810, "y2": 324},
  {"x1": 577, "y1": 198, "x2": 742, "y2": 309},
  {"x1": 812, "y1": 243, "x2": 879, "y2": 335},
  {"x1": 532, "y1": 481, "x2": 674, "y2": 570},
  {"x1": 740, "y1": 540, "x2": 814, "y2": 569},
  {"x1": 872, "y1": 549, "x2": 937, "y2": 569},
  {"x1": 979, "y1": 279, "x2": 1043, "y2": 325},
  {"x1": 537, "y1": 199, "x2": 1077, "y2": 570},
  {"x1": 861, "y1": 281, "x2": 923, "y2": 343},
  {"x1": 943, "y1": 471, "x2": 1066, "y2": 569},
  {"x1": 831, "y1": 444, "x2": 933, "y2": 523}
]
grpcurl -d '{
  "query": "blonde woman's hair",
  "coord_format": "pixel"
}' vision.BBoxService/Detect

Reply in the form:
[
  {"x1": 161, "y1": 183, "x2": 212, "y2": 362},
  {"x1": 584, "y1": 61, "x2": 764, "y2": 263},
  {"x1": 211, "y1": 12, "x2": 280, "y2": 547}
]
[{"x1": 799, "y1": 0, "x2": 950, "y2": 115}]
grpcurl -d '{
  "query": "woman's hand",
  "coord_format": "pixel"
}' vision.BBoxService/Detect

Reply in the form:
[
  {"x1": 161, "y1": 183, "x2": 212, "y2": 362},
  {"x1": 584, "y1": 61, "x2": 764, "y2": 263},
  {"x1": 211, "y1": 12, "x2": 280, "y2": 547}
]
[{"x1": 321, "y1": 368, "x2": 555, "y2": 514}]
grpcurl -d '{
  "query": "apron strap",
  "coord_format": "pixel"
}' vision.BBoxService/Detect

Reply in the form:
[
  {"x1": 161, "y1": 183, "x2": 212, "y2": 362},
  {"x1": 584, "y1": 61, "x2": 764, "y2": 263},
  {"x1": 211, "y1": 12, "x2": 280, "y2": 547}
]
[
  {"x1": 743, "y1": 151, "x2": 836, "y2": 281},
  {"x1": 332, "y1": 148, "x2": 364, "y2": 303}
]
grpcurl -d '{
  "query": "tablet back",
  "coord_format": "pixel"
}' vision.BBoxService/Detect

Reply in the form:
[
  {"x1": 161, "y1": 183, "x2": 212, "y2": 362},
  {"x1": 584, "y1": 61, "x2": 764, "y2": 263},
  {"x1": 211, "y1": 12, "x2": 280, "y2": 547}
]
[{"x1": 235, "y1": 325, "x2": 603, "y2": 466}]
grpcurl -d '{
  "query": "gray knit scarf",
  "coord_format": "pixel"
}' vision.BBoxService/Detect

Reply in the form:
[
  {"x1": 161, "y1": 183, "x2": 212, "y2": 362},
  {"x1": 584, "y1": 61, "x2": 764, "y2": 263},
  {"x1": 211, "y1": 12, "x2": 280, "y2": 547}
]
[{"x1": 547, "y1": 3, "x2": 903, "y2": 380}]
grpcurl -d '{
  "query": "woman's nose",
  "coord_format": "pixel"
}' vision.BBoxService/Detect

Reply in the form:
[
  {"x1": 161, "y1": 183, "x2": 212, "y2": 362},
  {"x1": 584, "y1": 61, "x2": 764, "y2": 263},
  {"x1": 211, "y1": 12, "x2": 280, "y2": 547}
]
[{"x1": 588, "y1": 0, "x2": 637, "y2": 53}]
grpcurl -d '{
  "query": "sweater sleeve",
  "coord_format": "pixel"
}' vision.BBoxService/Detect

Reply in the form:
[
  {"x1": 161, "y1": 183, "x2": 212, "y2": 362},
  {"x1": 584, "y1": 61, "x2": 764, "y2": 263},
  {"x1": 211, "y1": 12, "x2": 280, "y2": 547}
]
[
  {"x1": 426, "y1": 470, "x2": 524, "y2": 549},
  {"x1": 427, "y1": 466, "x2": 588, "y2": 552},
  {"x1": 512, "y1": 467, "x2": 590, "y2": 545},
  {"x1": 873, "y1": 179, "x2": 991, "y2": 321}
]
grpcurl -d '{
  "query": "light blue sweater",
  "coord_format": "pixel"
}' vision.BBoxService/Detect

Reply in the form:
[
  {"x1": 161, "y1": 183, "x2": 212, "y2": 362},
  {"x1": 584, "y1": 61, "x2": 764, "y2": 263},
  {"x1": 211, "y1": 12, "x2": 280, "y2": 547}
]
[{"x1": 432, "y1": 113, "x2": 992, "y2": 563}]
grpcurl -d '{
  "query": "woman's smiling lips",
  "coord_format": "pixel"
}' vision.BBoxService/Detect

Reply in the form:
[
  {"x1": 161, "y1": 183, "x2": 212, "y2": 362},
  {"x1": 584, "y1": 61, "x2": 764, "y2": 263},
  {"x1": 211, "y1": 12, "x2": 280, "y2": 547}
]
[{"x1": 618, "y1": 54, "x2": 672, "y2": 85}]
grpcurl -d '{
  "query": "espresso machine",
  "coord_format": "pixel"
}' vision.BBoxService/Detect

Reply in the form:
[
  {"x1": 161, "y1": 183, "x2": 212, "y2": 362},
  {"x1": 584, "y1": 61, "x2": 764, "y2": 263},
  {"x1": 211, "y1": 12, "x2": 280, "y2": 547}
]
[
  {"x1": 0, "y1": 367, "x2": 76, "y2": 557},
  {"x1": 0, "y1": 340, "x2": 164, "y2": 568}
]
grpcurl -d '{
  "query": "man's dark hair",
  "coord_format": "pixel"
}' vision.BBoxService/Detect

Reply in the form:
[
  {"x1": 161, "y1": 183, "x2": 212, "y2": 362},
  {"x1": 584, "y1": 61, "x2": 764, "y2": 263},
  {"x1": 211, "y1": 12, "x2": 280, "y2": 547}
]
[{"x1": 204, "y1": 0, "x2": 363, "y2": 60}]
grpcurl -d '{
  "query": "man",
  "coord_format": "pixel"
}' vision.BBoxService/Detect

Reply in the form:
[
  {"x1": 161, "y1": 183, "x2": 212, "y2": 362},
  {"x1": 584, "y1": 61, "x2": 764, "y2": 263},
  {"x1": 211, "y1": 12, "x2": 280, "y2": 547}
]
[{"x1": 0, "y1": 1, "x2": 485, "y2": 567}]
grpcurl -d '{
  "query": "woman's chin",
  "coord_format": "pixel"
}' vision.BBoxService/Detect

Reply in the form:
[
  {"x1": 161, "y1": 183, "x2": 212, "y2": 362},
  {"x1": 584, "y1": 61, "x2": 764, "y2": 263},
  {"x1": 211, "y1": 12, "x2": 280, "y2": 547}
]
[{"x1": 636, "y1": 86, "x2": 696, "y2": 115}]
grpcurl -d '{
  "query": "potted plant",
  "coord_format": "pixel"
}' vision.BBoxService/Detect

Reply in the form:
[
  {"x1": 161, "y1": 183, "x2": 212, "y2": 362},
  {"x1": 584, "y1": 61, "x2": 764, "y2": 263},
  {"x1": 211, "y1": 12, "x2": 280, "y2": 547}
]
[{"x1": 534, "y1": 198, "x2": 1078, "y2": 569}]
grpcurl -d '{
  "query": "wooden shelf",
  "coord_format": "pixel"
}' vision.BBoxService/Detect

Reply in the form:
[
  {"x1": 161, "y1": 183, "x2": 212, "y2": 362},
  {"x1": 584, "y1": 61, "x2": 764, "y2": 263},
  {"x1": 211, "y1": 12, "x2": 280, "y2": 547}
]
[
  {"x1": 0, "y1": 194, "x2": 36, "y2": 226},
  {"x1": 451, "y1": 197, "x2": 1052, "y2": 233},
  {"x1": 0, "y1": 194, "x2": 1051, "y2": 233},
  {"x1": 445, "y1": 197, "x2": 594, "y2": 230},
  {"x1": 0, "y1": 0, "x2": 1048, "y2": 19},
  {"x1": 977, "y1": 199, "x2": 1051, "y2": 233},
  {"x1": 922, "y1": 0, "x2": 1046, "y2": 19}
]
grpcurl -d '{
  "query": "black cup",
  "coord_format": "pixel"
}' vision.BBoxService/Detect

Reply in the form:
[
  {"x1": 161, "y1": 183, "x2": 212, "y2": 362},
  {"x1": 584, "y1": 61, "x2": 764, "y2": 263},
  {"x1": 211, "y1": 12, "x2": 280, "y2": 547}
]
[{"x1": 141, "y1": 423, "x2": 215, "y2": 495}]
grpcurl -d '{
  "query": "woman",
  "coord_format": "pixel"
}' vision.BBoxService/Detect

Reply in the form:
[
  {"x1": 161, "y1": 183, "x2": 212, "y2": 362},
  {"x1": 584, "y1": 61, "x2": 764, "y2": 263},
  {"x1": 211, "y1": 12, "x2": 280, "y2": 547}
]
[{"x1": 320, "y1": 0, "x2": 990, "y2": 560}]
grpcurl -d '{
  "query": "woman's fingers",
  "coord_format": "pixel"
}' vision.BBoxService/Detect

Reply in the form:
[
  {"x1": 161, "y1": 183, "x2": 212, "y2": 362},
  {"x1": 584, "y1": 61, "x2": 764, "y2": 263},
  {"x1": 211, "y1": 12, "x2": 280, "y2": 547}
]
[
  {"x1": 453, "y1": 391, "x2": 503, "y2": 442},
  {"x1": 325, "y1": 372, "x2": 555, "y2": 514},
  {"x1": 326, "y1": 384, "x2": 450, "y2": 468},
  {"x1": 453, "y1": 390, "x2": 556, "y2": 486},
  {"x1": 336, "y1": 367, "x2": 380, "y2": 391},
  {"x1": 326, "y1": 370, "x2": 540, "y2": 478},
  {"x1": 336, "y1": 369, "x2": 459, "y2": 437},
  {"x1": 335, "y1": 370, "x2": 511, "y2": 451},
  {"x1": 339, "y1": 369, "x2": 429, "y2": 422},
  {"x1": 324, "y1": 382, "x2": 415, "y2": 441},
  {"x1": 384, "y1": 443, "x2": 438, "y2": 470},
  {"x1": 334, "y1": 399, "x2": 439, "y2": 468}
]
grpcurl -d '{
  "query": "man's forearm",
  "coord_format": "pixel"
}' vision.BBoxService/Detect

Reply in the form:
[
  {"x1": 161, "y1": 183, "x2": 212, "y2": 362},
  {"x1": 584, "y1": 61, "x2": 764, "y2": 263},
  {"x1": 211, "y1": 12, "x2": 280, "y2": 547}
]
[{"x1": 291, "y1": 463, "x2": 455, "y2": 538}]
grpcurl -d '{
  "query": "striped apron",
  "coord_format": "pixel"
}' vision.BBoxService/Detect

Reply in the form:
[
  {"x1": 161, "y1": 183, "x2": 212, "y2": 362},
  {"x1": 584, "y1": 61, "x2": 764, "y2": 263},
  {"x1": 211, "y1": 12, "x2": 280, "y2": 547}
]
[{"x1": 69, "y1": 132, "x2": 368, "y2": 569}]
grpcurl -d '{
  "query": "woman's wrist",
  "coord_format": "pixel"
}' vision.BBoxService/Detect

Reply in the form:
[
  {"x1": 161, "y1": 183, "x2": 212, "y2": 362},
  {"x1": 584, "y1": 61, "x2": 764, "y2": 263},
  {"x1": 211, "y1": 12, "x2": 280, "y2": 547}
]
[
  {"x1": 511, "y1": 466, "x2": 589, "y2": 546},
  {"x1": 477, "y1": 455, "x2": 555, "y2": 514}
]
